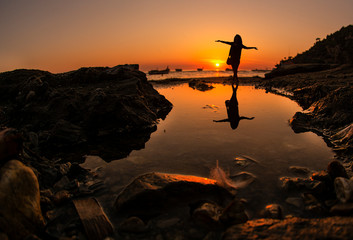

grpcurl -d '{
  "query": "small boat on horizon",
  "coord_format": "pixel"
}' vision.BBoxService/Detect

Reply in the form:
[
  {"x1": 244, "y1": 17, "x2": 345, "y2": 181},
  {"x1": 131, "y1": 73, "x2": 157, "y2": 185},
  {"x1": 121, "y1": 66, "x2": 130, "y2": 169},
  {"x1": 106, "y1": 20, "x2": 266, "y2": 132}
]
[
  {"x1": 148, "y1": 67, "x2": 170, "y2": 75},
  {"x1": 175, "y1": 68, "x2": 182, "y2": 72},
  {"x1": 197, "y1": 68, "x2": 203, "y2": 71}
]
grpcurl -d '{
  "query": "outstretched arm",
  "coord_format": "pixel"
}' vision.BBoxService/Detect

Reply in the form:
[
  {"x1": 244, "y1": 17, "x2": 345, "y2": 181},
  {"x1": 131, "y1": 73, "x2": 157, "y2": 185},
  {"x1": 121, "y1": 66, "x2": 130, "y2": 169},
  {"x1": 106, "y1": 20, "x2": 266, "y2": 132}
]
[
  {"x1": 213, "y1": 119, "x2": 230, "y2": 122},
  {"x1": 239, "y1": 116, "x2": 255, "y2": 120},
  {"x1": 215, "y1": 40, "x2": 232, "y2": 45},
  {"x1": 242, "y1": 45, "x2": 258, "y2": 50}
]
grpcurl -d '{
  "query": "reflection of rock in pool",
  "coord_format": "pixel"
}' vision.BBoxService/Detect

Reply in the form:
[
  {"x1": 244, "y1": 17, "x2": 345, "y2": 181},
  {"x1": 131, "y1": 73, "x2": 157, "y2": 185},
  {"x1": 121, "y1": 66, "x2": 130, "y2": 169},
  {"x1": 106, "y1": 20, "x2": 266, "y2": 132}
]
[{"x1": 202, "y1": 104, "x2": 219, "y2": 112}]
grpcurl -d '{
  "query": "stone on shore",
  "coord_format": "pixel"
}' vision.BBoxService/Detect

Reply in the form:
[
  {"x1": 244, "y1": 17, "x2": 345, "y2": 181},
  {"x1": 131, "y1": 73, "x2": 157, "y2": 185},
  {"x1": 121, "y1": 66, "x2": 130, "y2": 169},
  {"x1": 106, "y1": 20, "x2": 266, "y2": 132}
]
[
  {"x1": 0, "y1": 160, "x2": 45, "y2": 239},
  {"x1": 114, "y1": 172, "x2": 233, "y2": 218}
]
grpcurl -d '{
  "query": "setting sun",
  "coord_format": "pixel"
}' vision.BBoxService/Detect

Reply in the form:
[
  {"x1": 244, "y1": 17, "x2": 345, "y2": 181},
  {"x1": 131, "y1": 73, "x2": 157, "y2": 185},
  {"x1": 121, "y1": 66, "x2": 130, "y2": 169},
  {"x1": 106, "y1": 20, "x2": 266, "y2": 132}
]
[{"x1": 215, "y1": 63, "x2": 220, "y2": 67}]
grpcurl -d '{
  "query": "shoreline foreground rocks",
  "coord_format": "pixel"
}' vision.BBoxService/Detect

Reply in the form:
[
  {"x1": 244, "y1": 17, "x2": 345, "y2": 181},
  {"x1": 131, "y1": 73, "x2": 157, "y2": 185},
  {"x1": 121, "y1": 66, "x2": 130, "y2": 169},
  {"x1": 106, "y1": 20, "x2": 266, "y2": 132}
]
[
  {"x1": 1, "y1": 57, "x2": 353, "y2": 238},
  {"x1": 0, "y1": 65, "x2": 172, "y2": 161}
]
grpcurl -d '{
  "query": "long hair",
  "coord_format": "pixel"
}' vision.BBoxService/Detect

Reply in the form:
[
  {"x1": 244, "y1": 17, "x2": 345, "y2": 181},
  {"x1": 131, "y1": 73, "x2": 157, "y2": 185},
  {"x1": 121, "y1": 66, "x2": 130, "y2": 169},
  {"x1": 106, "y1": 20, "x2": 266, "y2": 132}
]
[{"x1": 234, "y1": 34, "x2": 242, "y2": 45}]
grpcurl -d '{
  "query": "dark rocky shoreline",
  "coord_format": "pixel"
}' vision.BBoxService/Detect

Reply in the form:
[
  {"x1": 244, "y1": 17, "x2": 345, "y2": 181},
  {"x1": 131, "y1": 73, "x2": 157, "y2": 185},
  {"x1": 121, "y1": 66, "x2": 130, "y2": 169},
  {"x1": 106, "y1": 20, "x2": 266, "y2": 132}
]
[
  {"x1": 2, "y1": 64, "x2": 353, "y2": 239},
  {"x1": 0, "y1": 65, "x2": 172, "y2": 162}
]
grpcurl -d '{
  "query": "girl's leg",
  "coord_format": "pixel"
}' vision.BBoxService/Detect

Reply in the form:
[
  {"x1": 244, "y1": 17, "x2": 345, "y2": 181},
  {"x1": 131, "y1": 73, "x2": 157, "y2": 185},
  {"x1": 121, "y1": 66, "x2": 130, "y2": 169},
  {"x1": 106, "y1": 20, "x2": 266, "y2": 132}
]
[{"x1": 232, "y1": 64, "x2": 239, "y2": 87}]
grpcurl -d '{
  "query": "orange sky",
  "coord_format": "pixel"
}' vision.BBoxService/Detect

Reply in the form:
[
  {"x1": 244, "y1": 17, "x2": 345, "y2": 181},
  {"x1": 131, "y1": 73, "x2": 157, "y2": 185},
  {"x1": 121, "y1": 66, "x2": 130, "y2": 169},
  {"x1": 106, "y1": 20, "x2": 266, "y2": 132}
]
[{"x1": 1, "y1": 0, "x2": 352, "y2": 73}]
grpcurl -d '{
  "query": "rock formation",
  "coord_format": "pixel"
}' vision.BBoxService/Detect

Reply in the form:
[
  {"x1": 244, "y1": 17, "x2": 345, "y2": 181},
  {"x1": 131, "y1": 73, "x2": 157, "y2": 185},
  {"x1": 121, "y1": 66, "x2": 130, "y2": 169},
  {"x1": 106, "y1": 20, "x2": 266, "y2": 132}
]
[
  {"x1": 0, "y1": 160, "x2": 45, "y2": 239},
  {"x1": 0, "y1": 65, "x2": 172, "y2": 161}
]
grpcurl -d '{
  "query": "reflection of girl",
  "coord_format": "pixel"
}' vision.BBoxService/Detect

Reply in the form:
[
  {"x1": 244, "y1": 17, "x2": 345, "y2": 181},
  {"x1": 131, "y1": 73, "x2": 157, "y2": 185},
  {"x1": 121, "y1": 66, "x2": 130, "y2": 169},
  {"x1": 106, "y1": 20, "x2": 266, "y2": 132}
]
[
  {"x1": 216, "y1": 35, "x2": 257, "y2": 86},
  {"x1": 213, "y1": 84, "x2": 254, "y2": 130}
]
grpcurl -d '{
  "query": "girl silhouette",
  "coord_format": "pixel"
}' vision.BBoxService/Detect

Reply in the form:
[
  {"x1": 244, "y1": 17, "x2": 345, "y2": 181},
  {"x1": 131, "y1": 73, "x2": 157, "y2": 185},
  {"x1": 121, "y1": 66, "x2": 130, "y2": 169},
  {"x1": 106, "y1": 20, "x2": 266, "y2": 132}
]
[{"x1": 216, "y1": 35, "x2": 257, "y2": 86}]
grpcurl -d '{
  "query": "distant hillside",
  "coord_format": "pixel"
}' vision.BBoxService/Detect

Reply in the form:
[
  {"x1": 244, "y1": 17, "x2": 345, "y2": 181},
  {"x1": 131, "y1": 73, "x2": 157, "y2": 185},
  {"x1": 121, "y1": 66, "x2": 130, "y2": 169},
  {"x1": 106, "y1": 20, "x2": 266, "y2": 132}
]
[{"x1": 284, "y1": 25, "x2": 353, "y2": 65}]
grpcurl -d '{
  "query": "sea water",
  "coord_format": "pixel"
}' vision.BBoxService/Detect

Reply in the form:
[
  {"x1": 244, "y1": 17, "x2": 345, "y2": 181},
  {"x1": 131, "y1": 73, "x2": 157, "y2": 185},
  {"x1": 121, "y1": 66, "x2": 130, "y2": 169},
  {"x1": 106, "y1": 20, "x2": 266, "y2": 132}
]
[
  {"x1": 82, "y1": 83, "x2": 334, "y2": 214},
  {"x1": 146, "y1": 70, "x2": 269, "y2": 81}
]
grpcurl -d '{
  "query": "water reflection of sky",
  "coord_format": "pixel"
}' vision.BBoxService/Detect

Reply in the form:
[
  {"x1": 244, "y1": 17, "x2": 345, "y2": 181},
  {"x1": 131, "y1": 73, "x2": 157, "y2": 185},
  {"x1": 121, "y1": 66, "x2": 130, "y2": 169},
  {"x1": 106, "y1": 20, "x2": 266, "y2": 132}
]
[{"x1": 83, "y1": 83, "x2": 334, "y2": 212}]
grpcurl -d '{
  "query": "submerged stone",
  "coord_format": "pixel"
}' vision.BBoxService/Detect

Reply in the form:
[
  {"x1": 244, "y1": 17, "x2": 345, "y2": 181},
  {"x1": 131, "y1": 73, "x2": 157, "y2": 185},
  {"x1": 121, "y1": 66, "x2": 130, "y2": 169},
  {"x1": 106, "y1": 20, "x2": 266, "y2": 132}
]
[
  {"x1": 261, "y1": 204, "x2": 283, "y2": 219},
  {"x1": 114, "y1": 172, "x2": 233, "y2": 217}
]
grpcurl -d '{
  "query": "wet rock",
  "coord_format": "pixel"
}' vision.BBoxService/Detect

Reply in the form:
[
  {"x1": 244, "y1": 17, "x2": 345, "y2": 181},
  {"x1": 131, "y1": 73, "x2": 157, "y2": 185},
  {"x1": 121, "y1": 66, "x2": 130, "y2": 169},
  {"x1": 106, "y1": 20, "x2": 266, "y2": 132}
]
[
  {"x1": 0, "y1": 66, "x2": 172, "y2": 161},
  {"x1": 192, "y1": 201, "x2": 223, "y2": 227},
  {"x1": 260, "y1": 204, "x2": 283, "y2": 219},
  {"x1": 220, "y1": 198, "x2": 248, "y2": 226},
  {"x1": 114, "y1": 172, "x2": 233, "y2": 218},
  {"x1": 0, "y1": 160, "x2": 45, "y2": 239},
  {"x1": 53, "y1": 190, "x2": 71, "y2": 205},
  {"x1": 331, "y1": 123, "x2": 353, "y2": 147},
  {"x1": 289, "y1": 112, "x2": 312, "y2": 133},
  {"x1": 279, "y1": 177, "x2": 306, "y2": 192},
  {"x1": 57, "y1": 162, "x2": 72, "y2": 176},
  {"x1": 293, "y1": 84, "x2": 333, "y2": 109},
  {"x1": 311, "y1": 170, "x2": 331, "y2": 182},
  {"x1": 327, "y1": 160, "x2": 349, "y2": 180},
  {"x1": 118, "y1": 216, "x2": 146, "y2": 233},
  {"x1": 0, "y1": 128, "x2": 22, "y2": 164},
  {"x1": 223, "y1": 217, "x2": 353, "y2": 240},
  {"x1": 334, "y1": 177, "x2": 353, "y2": 203}
]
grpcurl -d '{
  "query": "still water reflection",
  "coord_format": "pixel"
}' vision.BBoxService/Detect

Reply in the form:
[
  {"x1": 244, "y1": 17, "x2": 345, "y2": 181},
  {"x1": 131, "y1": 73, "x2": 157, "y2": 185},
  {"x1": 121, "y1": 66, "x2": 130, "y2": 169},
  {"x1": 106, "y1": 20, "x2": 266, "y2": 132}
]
[
  {"x1": 214, "y1": 83, "x2": 255, "y2": 129},
  {"x1": 83, "y1": 83, "x2": 334, "y2": 212}
]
